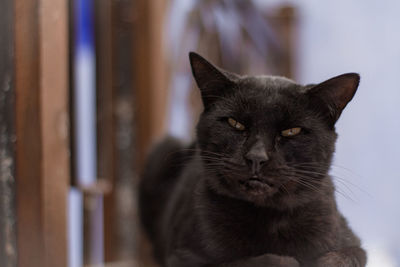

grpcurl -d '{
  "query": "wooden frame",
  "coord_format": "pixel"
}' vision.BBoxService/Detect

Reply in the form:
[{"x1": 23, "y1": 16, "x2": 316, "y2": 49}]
[{"x1": 14, "y1": 0, "x2": 70, "y2": 266}]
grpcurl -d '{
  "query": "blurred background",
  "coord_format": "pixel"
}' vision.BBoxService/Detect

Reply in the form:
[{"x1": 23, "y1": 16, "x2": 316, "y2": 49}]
[{"x1": 0, "y1": 0, "x2": 399, "y2": 266}]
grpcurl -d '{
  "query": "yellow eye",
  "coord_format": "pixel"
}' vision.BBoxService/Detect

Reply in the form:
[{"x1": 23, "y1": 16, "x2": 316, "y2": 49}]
[
  {"x1": 281, "y1": 127, "x2": 302, "y2": 137},
  {"x1": 228, "y1": 118, "x2": 245, "y2": 131}
]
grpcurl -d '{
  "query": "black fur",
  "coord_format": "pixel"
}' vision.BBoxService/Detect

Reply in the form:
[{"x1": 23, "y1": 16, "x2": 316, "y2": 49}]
[{"x1": 139, "y1": 52, "x2": 366, "y2": 267}]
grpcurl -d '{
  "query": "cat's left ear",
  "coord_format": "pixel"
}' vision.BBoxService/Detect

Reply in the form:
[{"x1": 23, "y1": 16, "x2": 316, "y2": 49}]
[
  {"x1": 189, "y1": 52, "x2": 238, "y2": 109},
  {"x1": 306, "y1": 73, "x2": 360, "y2": 125}
]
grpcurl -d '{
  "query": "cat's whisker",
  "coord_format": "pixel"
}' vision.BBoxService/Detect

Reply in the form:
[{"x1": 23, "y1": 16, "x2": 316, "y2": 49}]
[
  {"x1": 284, "y1": 176, "x2": 326, "y2": 196},
  {"x1": 330, "y1": 178, "x2": 359, "y2": 201},
  {"x1": 175, "y1": 155, "x2": 225, "y2": 162},
  {"x1": 285, "y1": 173, "x2": 357, "y2": 203},
  {"x1": 287, "y1": 162, "x2": 368, "y2": 191},
  {"x1": 288, "y1": 176, "x2": 324, "y2": 191},
  {"x1": 331, "y1": 176, "x2": 371, "y2": 198},
  {"x1": 163, "y1": 148, "x2": 232, "y2": 160},
  {"x1": 283, "y1": 166, "x2": 369, "y2": 198},
  {"x1": 278, "y1": 169, "x2": 332, "y2": 190},
  {"x1": 280, "y1": 184, "x2": 293, "y2": 200}
]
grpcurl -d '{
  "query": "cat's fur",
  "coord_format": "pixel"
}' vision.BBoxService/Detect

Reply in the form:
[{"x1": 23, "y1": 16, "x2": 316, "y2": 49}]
[{"x1": 139, "y1": 52, "x2": 366, "y2": 267}]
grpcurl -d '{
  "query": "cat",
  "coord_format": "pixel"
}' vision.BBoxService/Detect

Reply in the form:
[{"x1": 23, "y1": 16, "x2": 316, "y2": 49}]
[{"x1": 139, "y1": 52, "x2": 367, "y2": 267}]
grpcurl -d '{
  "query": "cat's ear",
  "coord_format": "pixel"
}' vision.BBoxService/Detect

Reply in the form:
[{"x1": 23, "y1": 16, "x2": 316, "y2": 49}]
[
  {"x1": 189, "y1": 52, "x2": 237, "y2": 109},
  {"x1": 306, "y1": 73, "x2": 360, "y2": 125}
]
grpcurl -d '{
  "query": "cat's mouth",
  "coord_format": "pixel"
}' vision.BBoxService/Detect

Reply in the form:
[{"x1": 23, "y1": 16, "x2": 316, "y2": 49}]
[{"x1": 238, "y1": 176, "x2": 276, "y2": 195}]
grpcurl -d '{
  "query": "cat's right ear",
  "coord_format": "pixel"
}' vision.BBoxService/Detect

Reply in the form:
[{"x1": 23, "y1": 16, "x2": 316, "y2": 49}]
[{"x1": 189, "y1": 52, "x2": 237, "y2": 109}]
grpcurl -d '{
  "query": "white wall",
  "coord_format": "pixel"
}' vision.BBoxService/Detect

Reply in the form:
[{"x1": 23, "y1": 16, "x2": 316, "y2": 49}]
[{"x1": 256, "y1": 0, "x2": 400, "y2": 265}]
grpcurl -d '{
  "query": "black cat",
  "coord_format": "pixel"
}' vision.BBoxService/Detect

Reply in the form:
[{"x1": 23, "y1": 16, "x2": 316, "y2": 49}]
[{"x1": 139, "y1": 52, "x2": 367, "y2": 267}]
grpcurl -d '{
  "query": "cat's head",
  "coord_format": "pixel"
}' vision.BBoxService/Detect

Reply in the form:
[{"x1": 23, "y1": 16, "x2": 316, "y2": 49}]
[{"x1": 189, "y1": 52, "x2": 360, "y2": 208}]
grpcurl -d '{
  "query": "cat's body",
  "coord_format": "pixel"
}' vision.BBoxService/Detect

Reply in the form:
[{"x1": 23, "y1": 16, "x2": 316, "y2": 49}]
[{"x1": 139, "y1": 53, "x2": 366, "y2": 267}]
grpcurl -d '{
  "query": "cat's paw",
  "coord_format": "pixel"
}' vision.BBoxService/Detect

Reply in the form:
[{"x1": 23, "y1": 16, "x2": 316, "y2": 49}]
[{"x1": 252, "y1": 253, "x2": 300, "y2": 267}]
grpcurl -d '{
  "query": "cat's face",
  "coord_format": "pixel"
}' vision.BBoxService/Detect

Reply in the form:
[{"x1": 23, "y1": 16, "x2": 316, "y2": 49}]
[{"x1": 190, "y1": 52, "x2": 360, "y2": 208}]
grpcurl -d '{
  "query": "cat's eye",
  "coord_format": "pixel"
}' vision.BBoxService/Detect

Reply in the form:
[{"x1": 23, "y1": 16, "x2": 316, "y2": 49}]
[
  {"x1": 227, "y1": 117, "x2": 245, "y2": 131},
  {"x1": 281, "y1": 127, "x2": 302, "y2": 137}
]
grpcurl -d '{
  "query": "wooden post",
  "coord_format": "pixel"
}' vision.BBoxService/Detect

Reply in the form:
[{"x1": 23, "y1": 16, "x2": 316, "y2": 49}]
[
  {"x1": 98, "y1": 0, "x2": 139, "y2": 263},
  {"x1": 133, "y1": 0, "x2": 169, "y2": 167},
  {"x1": 94, "y1": 0, "x2": 117, "y2": 263},
  {"x1": 14, "y1": 0, "x2": 70, "y2": 266},
  {"x1": 133, "y1": 0, "x2": 168, "y2": 266},
  {"x1": 0, "y1": 0, "x2": 17, "y2": 266}
]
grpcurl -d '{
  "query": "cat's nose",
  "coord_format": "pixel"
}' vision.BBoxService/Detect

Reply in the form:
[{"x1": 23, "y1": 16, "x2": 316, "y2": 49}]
[{"x1": 245, "y1": 140, "x2": 269, "y2": 174}]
